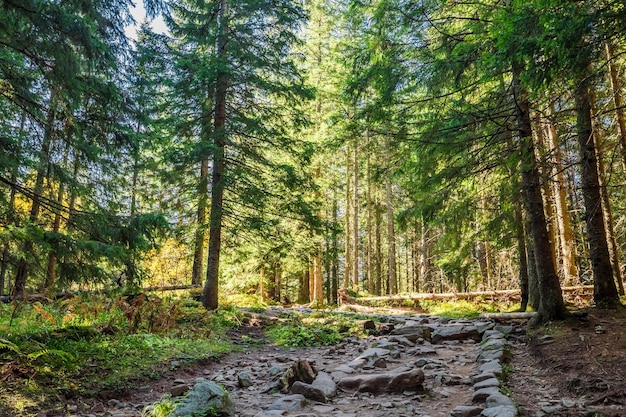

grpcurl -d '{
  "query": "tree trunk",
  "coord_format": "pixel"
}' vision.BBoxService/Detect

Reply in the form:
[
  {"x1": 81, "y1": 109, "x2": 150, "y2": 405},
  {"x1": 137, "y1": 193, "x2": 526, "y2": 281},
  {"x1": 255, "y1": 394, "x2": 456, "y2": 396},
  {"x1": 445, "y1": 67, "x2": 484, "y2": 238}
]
[
  {"x1": 331, "y1": 190, "x2": 339, "y2": 304},
  {"x1": 591, "y1": 99, "x2": 624, "y2": 296},
  {"x1": 202, "y1": 0, "x2": 228, "y2": 310},
  {"x1": 386, "y1": 178, "x2": 397, "y2": 294},
  {"x1": 533, "y1": 122, "x2": 559, "y2": 275},
  {"x1": 606, "y1": 43, "x2": 626, "y2": 174},
  {"x1": 366, "y1": 149, "x2": 374, "y2": 295},
  {"x1": 352, "y1": 141, "x2": 359, "y2": 292},
  {"x1": 512, "y1": 64, "x2": 567, "y2": 323},
  {"x1": 544, "y1": 111, "x2": 578, "y2": 285},
  {"x1": 374, "y1": 191, "x2": 383, "y2": 295},
  {"x1": 299, "y1": 268, "x2": 309, "y2": 304},
  {"x1": 515, "y1": 191, "x2": 530, "y2": 312},
  {"x1": 313, "y1": 251, "x2": 324, "y2": 304},
  {"x1": 574, "y1": 75, "x2": 620, "y2": 308},
  {"x1": 192, "y1": 158, "x2": 209, "y2": 286},
  {"x1": 344, "y1": 146, "x2": 351, "y2": 289}
]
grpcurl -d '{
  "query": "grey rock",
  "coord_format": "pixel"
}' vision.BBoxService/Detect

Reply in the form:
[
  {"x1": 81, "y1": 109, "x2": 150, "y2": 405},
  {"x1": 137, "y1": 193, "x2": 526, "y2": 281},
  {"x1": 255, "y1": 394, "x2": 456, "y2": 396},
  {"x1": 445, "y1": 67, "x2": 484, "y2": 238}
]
[
  {"x1": 312, "y1": 371, "x2": 337, "y2": 397},
  {"x1": 334, "y1": 364, "x2": 355, "y2": 374},
  {"x1": 541, "y1": 404, "x2": 563, "y2": 414},
  {"x1": 472, "y1": 372, "x2": 497, "y2": 384},
  {"x1": 337, "y1": 366, "x2": 425, "y2": 394},
  {"x1": 357, "y1": 347, "x2": 391, "y2": 360},
  {"x1": 388, "y1": 335, "x2": 416, "y2": 347},
  {"x1": 414, "y1": 358, "x2": 430, "y2": 367},
  {"x1": 292, "y1": 381, "x2": 326, "y2": 403},
  {"x1": 267, "y1": 394, "x2": 306, "y2": 411},
  {"x1": 347, "y1": 357, "x2": 367, "y2": 369},
  {"x1": 450, "y1": 405, "x2": 484, "y2": 417},
  {"x1": 481, "y1": 338, "x2": 506, "y2": 351},
  {"x1": 171, "y1": 380, "x2": 234, "y2": 417},
  {"x1": 474, "y1": 377, "x2": 500, "y2": 390},
  {"x1": 431, "y1": 325, "x2": 481, "y2": 344},
  {"x1": 474, "y1": 321, "x2": 495, "y2": 334},
  {"x1": 493, "y1": 325, "x2": 514, "y2": 337},
  {"x1": 254, "y1": 411, "x2": 286, "y2": 417},
  {"x1": 486, "y1": 393, "x2": 515, "y2": 408},
  {"x1": 237, "y1": 372, "x2": 253, "y2": 388},
  {"x1": 409, "y1": 346, "x2": 438, "y2": 356},
  {"x1": 480, "y1": 405, "x2": 517, "y2": 417},
  {"x1": 312, "y1": 405, "x2": 336, "y2": 413},
  {"x1": 477, "y1": 349, "x2": 504, "y2": 363},
  {"x1": 472, "y1": 387, "x2": 500, "y2": 403},
  {"x1": 390, "y1": 325, "x2": 432, "y2": 342},
  {"x1": 268, "y1": 366, "x2": 285, "y2": 377},
  {"x1": 478, "y1": 360, "x2": 502, "y2": 376},
  {"x1": 561, "y1": 398, "x2": 576, "y2": 408},
  {"x1": 482, "y1": 330, "x2": 504, "y2": 340}
]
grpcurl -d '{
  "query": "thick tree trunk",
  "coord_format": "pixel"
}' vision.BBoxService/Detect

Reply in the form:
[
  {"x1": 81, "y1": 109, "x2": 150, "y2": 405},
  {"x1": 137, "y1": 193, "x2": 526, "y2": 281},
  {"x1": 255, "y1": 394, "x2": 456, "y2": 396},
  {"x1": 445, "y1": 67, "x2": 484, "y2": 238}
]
[
  {"x1": 512, "y1": 65, "x2": 567, "y2": 324},
  {"x1": 574, "y1": 77, "x2": 620, "y2": 308},
  {"x1": 202, "y1": 0, "x2": 228, "y2": 310}
]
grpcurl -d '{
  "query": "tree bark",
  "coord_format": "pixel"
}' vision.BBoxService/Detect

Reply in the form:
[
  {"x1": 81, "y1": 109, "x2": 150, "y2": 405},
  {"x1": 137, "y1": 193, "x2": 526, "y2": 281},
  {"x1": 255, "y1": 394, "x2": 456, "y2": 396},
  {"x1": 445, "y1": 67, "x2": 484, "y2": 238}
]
[
  {"x1": 544, "y1": 111, "x2": 578, "y2": 285},
  {"x1": 344, "y1": 146, "x2": 351, "y2": 289},
  {"x1": 386, "y1": 178, "x2": 397, "y2": 294},
  {"x1": 374, "y1": 190, "x2": 383, "y2": 295},
  {"x1": 192, "y1": 158, "x2": 209, "y2": 286},
  {"x1": 352, "y1": 141, "x2": 359, "y2": 291},
  {"x1": 591, "y1": 97, "x2": 624, "y2": 296},
  {"x1": 202, "y1": 0, "x2": 228, "y2": 310},
  {"x1": 366, "y1": 148, "x2": 374, "y2": 295},
  {"x1": 512, "y1": 64, "x2": 567, "y2": 323},
  {"x1": 606, "y1": 43, "x2": 626, "y2": 174},
  {"x1": 574, "y1": 76, "x2": 620, "y2": 308}
]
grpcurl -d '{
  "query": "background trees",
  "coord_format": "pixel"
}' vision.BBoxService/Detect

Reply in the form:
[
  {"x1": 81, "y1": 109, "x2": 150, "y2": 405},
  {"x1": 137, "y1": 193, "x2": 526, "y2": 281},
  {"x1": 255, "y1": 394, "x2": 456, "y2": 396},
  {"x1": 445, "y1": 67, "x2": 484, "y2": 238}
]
[{"x1": 3, "y1": 0, "x2": 626, "y2": 320}]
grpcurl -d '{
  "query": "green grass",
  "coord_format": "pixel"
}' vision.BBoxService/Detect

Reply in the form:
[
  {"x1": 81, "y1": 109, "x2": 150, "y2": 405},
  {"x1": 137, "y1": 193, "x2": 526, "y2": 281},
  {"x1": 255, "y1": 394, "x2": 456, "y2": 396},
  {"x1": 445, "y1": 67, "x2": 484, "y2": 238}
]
[
  {"x1": 416, "y1": 299, "x2": 516, "y2": 319},
  {"x1": 0, "y1": 295, "x2": 238, "y2": 417},
  {"x1": 265, "y1": 311, "x2": 374, "y2": 347}
]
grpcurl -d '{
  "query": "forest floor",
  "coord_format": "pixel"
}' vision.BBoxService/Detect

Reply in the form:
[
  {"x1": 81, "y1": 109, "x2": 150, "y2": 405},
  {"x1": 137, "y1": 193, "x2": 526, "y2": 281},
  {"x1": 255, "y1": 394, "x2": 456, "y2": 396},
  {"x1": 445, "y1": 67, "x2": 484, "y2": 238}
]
[
  {"x1": 6, "y1": 305, "x2": 626, "y2": 417},
  {"x1": 58, "y1": 306, "x2": 626, "y2": 417},
  {"x1": 506, "y1": 307, "x2": 626, "y2": 416}
]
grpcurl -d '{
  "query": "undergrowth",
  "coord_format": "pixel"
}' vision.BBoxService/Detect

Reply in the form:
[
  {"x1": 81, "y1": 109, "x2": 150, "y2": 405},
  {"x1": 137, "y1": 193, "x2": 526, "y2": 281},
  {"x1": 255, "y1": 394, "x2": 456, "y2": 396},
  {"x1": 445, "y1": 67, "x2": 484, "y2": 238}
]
[
  {"x1": 266, "y1": 311, "x2": 375, "y2": 347},
  {"x1": 0, "y1": 294, "x2": 239, "y2": 417}
]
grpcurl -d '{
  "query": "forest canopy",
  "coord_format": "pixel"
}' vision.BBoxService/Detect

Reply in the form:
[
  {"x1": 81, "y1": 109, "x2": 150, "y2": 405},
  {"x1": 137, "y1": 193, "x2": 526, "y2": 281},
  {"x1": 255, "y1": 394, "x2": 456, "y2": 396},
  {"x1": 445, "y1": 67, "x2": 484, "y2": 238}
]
[{"x1": 2, "y1": 0, "x2": 626, "y2": 322}]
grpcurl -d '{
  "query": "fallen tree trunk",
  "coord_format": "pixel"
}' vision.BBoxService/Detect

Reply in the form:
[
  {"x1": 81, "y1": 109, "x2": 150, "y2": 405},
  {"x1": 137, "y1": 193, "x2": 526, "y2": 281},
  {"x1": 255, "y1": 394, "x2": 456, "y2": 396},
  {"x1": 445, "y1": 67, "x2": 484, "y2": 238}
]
[{"x1": 339, "y1": 285, "x2": 594, "y2": 305}]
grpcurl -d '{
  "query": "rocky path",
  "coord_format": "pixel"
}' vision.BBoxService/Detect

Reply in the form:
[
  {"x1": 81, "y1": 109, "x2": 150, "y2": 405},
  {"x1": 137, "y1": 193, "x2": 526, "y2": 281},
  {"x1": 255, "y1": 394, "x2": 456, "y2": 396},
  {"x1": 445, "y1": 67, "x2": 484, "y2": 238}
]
[{"x1": 85, "y1": 310, "x2": 521, "y2": 417}]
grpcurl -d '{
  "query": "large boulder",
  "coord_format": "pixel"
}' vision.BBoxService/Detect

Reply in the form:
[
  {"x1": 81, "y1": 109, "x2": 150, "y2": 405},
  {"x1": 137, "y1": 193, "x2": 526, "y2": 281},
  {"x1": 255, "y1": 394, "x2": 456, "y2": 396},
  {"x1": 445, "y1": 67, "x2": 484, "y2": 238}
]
[
  {"x1": 170, "y1": 380, "x2": 234, "y2": 417},
  {"x1": 337, "y1": 366, "x2": 425, "y2": 394},
  {"x1": 431, "y1": 325, "x2": 481, "y2": 344}
]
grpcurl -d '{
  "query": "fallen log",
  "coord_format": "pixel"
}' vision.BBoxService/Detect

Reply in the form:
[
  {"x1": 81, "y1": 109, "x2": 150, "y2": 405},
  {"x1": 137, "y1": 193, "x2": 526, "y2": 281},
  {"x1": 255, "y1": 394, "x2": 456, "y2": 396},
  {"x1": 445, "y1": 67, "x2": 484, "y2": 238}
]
[
  {"x1": 480, "y1": 312, "x2": 537, "y2": 320},
  {"x1": 341, "y1": 285, "x2": 594, "y2": 305}
]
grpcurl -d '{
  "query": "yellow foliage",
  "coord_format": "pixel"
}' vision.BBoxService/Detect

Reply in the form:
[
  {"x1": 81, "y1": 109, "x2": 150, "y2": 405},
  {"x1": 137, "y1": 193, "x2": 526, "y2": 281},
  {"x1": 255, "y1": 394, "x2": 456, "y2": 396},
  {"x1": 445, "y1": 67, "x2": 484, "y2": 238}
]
[{"x1": 32, "y1": 302, "x2": 56, "y2": 326}]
